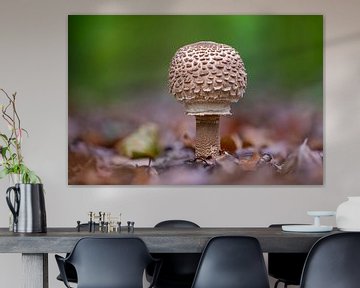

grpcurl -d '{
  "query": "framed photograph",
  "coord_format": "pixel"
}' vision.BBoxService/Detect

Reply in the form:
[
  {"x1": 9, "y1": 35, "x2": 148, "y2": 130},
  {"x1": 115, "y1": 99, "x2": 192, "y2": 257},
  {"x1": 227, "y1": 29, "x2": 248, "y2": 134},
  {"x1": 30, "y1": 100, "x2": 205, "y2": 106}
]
[{"x1": 68, "y1": 15, "x2": 323, "y2": 185}]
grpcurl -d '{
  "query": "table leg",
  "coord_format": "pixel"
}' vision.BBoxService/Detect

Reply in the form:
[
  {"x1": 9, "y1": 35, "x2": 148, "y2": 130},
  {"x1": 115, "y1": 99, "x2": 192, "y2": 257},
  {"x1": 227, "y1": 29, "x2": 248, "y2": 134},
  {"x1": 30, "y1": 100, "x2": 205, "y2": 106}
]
[{"x1": 22, "y1": 253, "x2": 48, "y2": 288}]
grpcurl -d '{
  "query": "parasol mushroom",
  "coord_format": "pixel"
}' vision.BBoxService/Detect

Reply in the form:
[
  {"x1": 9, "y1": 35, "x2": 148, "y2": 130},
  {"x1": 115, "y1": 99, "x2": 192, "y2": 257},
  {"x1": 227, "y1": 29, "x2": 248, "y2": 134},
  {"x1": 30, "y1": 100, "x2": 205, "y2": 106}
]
[{"x1": 168, "y1": 41, "x2": 247, "y2": 159}]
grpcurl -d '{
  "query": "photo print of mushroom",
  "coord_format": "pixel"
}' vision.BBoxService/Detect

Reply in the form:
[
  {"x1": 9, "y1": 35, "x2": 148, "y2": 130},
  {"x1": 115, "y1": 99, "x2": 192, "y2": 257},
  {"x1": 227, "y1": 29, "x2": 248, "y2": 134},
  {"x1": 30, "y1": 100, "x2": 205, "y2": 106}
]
[{"x1": 68, "y1": 15, "x2": 323, "y2": 185}]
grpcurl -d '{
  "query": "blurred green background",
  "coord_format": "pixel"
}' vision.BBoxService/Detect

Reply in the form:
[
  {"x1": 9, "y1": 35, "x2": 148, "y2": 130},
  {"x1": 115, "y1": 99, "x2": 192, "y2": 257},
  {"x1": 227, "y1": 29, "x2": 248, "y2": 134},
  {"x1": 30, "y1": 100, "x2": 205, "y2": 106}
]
[{"x1": 68, "y1": 15, "x2": 323, "y2": 109}]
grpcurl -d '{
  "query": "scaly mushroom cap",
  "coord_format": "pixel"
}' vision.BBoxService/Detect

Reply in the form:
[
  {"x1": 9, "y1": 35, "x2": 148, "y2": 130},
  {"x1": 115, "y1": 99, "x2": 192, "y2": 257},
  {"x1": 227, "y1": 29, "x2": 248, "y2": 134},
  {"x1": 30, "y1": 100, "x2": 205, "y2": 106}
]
[{"x1": 169, "y1": 41, "x2": 247, "y2": 116}]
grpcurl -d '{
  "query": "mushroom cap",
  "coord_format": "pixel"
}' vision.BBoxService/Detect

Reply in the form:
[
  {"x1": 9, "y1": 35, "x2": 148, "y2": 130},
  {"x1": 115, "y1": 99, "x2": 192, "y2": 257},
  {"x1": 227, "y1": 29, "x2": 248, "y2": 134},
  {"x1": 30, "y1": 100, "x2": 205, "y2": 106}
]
[{"x1": 169, "y1": 41, "x2": 247, "y2": 116}]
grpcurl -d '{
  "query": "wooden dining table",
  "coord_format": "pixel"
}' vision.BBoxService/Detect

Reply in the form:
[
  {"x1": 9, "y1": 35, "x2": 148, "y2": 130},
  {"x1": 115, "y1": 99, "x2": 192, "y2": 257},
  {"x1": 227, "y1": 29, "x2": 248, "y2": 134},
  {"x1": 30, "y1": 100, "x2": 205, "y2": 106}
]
[{"x1": 0, "y1": 226, "x2": 339, "y2": 288}]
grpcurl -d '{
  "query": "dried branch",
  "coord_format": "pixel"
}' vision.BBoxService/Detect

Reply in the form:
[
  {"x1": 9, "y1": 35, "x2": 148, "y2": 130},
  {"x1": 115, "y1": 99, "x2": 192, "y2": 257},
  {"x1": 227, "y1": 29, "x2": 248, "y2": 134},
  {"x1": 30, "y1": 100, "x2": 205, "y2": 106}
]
[{"x1": 0, "y1": 88, "x2": 40, "y2": 183}]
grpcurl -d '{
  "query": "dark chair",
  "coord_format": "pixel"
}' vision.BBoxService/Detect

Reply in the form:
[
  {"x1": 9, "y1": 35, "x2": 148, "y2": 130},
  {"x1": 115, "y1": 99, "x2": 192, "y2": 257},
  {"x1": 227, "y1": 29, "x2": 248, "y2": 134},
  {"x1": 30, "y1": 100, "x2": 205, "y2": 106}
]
[
  {"x1": 191, "y1": 236, "x2": 270, "y2": 288},
  {"x1": 154, "y1": 220, "x2": 200, "y2": 229},
  {"x1": 55, "y1": 237, "x2": 160, "y2": 288},
  {"x1": 56, "y1": 262, "x2": 77, "y2": 284},
  {"x1": 56, "y1": 223, "x2": 99, "y2": 284},
  {"x1": 300, "y1": 232, "x2": 360, "y2": 288},
  {"x1": 268, "y1": 224, "x2": 308, "y2": 288},
  {"x1": 147, "y1": 220, "x2": 201, "y2": 288}
]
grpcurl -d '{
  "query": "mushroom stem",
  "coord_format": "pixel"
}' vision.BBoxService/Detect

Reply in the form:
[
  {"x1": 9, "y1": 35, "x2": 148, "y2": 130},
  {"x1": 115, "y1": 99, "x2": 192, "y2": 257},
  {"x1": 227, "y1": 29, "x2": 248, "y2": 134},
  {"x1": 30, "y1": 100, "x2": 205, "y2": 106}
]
[{"x1": 195, "y1": 115, "x2": 220, "y2": 159}]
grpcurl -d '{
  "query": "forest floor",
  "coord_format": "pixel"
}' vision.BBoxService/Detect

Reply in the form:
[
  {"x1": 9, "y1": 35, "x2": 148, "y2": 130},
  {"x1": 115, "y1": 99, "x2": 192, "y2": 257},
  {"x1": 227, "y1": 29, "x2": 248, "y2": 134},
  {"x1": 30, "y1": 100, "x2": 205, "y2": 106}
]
[{"x1": 68, "y1": 96, "x2": 323, "y2": 185}]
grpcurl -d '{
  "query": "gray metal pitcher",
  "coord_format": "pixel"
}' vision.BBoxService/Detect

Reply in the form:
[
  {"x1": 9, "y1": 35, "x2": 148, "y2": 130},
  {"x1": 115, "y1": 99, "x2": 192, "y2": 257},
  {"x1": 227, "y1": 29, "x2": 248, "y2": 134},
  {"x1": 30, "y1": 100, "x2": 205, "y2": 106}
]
[{"x1": 6, "y1": 183, "x2": 47, "y2": 233}]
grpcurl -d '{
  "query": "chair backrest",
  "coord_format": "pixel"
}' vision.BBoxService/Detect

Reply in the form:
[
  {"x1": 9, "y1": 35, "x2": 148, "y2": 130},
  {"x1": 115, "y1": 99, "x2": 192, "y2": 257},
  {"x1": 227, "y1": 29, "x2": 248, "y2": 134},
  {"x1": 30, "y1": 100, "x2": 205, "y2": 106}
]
[
  {"x1": 191, "y1": 236, "x2": 270, "y2": 288},
  {"x1": 300, "y1": 232, "x2": 360, "y2": 288},
  {"x1": 268, "y1": 224, "x2": 308, "y2": 285},
  {"x1": 150, "y1": 220, "x2": 201, "y2": 287},
  {"x1": 67, "y1": 237, "x2": 154, "y2": 288},
  {"x1": 155, "y1": 220, "x2": 200, "y2": 228}
]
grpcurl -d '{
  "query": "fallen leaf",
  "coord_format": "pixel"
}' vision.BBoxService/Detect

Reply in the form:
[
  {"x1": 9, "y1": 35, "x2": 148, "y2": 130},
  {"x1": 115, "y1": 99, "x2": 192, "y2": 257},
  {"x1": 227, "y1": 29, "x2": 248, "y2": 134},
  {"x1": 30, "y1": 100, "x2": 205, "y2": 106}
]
[
  {"x1": 215, "y1": 153, "x2": 240, "y2": 173},
  {"x1": 281, "y1": 139, "x2": 323, "y2": 182},
  {"x1": 181, "y1": 132, "x2": 195, "y2": 149},
  {"x1": 220, "y1": 134, "x2": 242, "y2": 154},
  {"x1": 118, "y1": 123, "x2": 161, "y2": 159},
  {"x1": 111, "y1": 155, "x2": 151, "y2": 167},
  {"x1": 238, "y1": 151, "x2": 261, "y2": 171},
  {"x1": 150, "y1": 165, "x2": 210, "y2": 185},
  {"x1": 240, "y1": 127, "x2": 273, "y2": 149},
  {"x1": 132, "y1": 166, "x2": 158, "y2": 184},
  {"x1": 68, "y1": 151, "x2": 96, "y2": 183}
]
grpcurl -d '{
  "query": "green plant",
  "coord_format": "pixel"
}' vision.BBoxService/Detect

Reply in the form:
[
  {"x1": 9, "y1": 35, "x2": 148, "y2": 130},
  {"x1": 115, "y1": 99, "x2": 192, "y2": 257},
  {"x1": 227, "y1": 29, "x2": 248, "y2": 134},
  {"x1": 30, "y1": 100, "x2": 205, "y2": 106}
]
[{"x1": 0, "y1": 89, "x2": 41, "y2": 183}]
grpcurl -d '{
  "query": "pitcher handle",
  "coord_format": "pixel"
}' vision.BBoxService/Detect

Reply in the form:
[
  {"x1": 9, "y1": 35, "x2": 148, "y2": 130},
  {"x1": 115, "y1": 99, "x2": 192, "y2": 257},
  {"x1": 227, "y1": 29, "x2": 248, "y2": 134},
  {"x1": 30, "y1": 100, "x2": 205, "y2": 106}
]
[{"x1": 6, "y1": 186, "x2": 20, "y2": 224}]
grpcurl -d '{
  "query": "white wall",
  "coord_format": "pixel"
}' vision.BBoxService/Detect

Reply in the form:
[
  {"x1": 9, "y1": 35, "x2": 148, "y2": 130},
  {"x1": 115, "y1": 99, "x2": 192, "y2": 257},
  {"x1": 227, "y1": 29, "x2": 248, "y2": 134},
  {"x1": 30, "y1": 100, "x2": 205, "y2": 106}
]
[{"x1": 0, "y1": 0, "x2": 360, "y2": 287}]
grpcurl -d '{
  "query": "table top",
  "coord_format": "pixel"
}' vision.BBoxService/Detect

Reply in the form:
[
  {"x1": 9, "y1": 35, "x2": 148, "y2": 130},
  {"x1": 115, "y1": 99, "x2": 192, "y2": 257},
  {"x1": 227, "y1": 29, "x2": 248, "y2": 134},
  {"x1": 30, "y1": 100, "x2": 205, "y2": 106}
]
[{"x1": 0, "y1": 227, "x2": 340, "y2": 254}]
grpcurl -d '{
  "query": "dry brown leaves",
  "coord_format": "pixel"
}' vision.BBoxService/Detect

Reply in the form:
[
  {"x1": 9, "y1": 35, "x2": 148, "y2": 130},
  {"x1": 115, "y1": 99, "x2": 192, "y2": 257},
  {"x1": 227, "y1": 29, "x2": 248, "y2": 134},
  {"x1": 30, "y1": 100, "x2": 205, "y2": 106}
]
[{"x1": 68, "y1": 100, "x2": 323, "y2": 185}]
